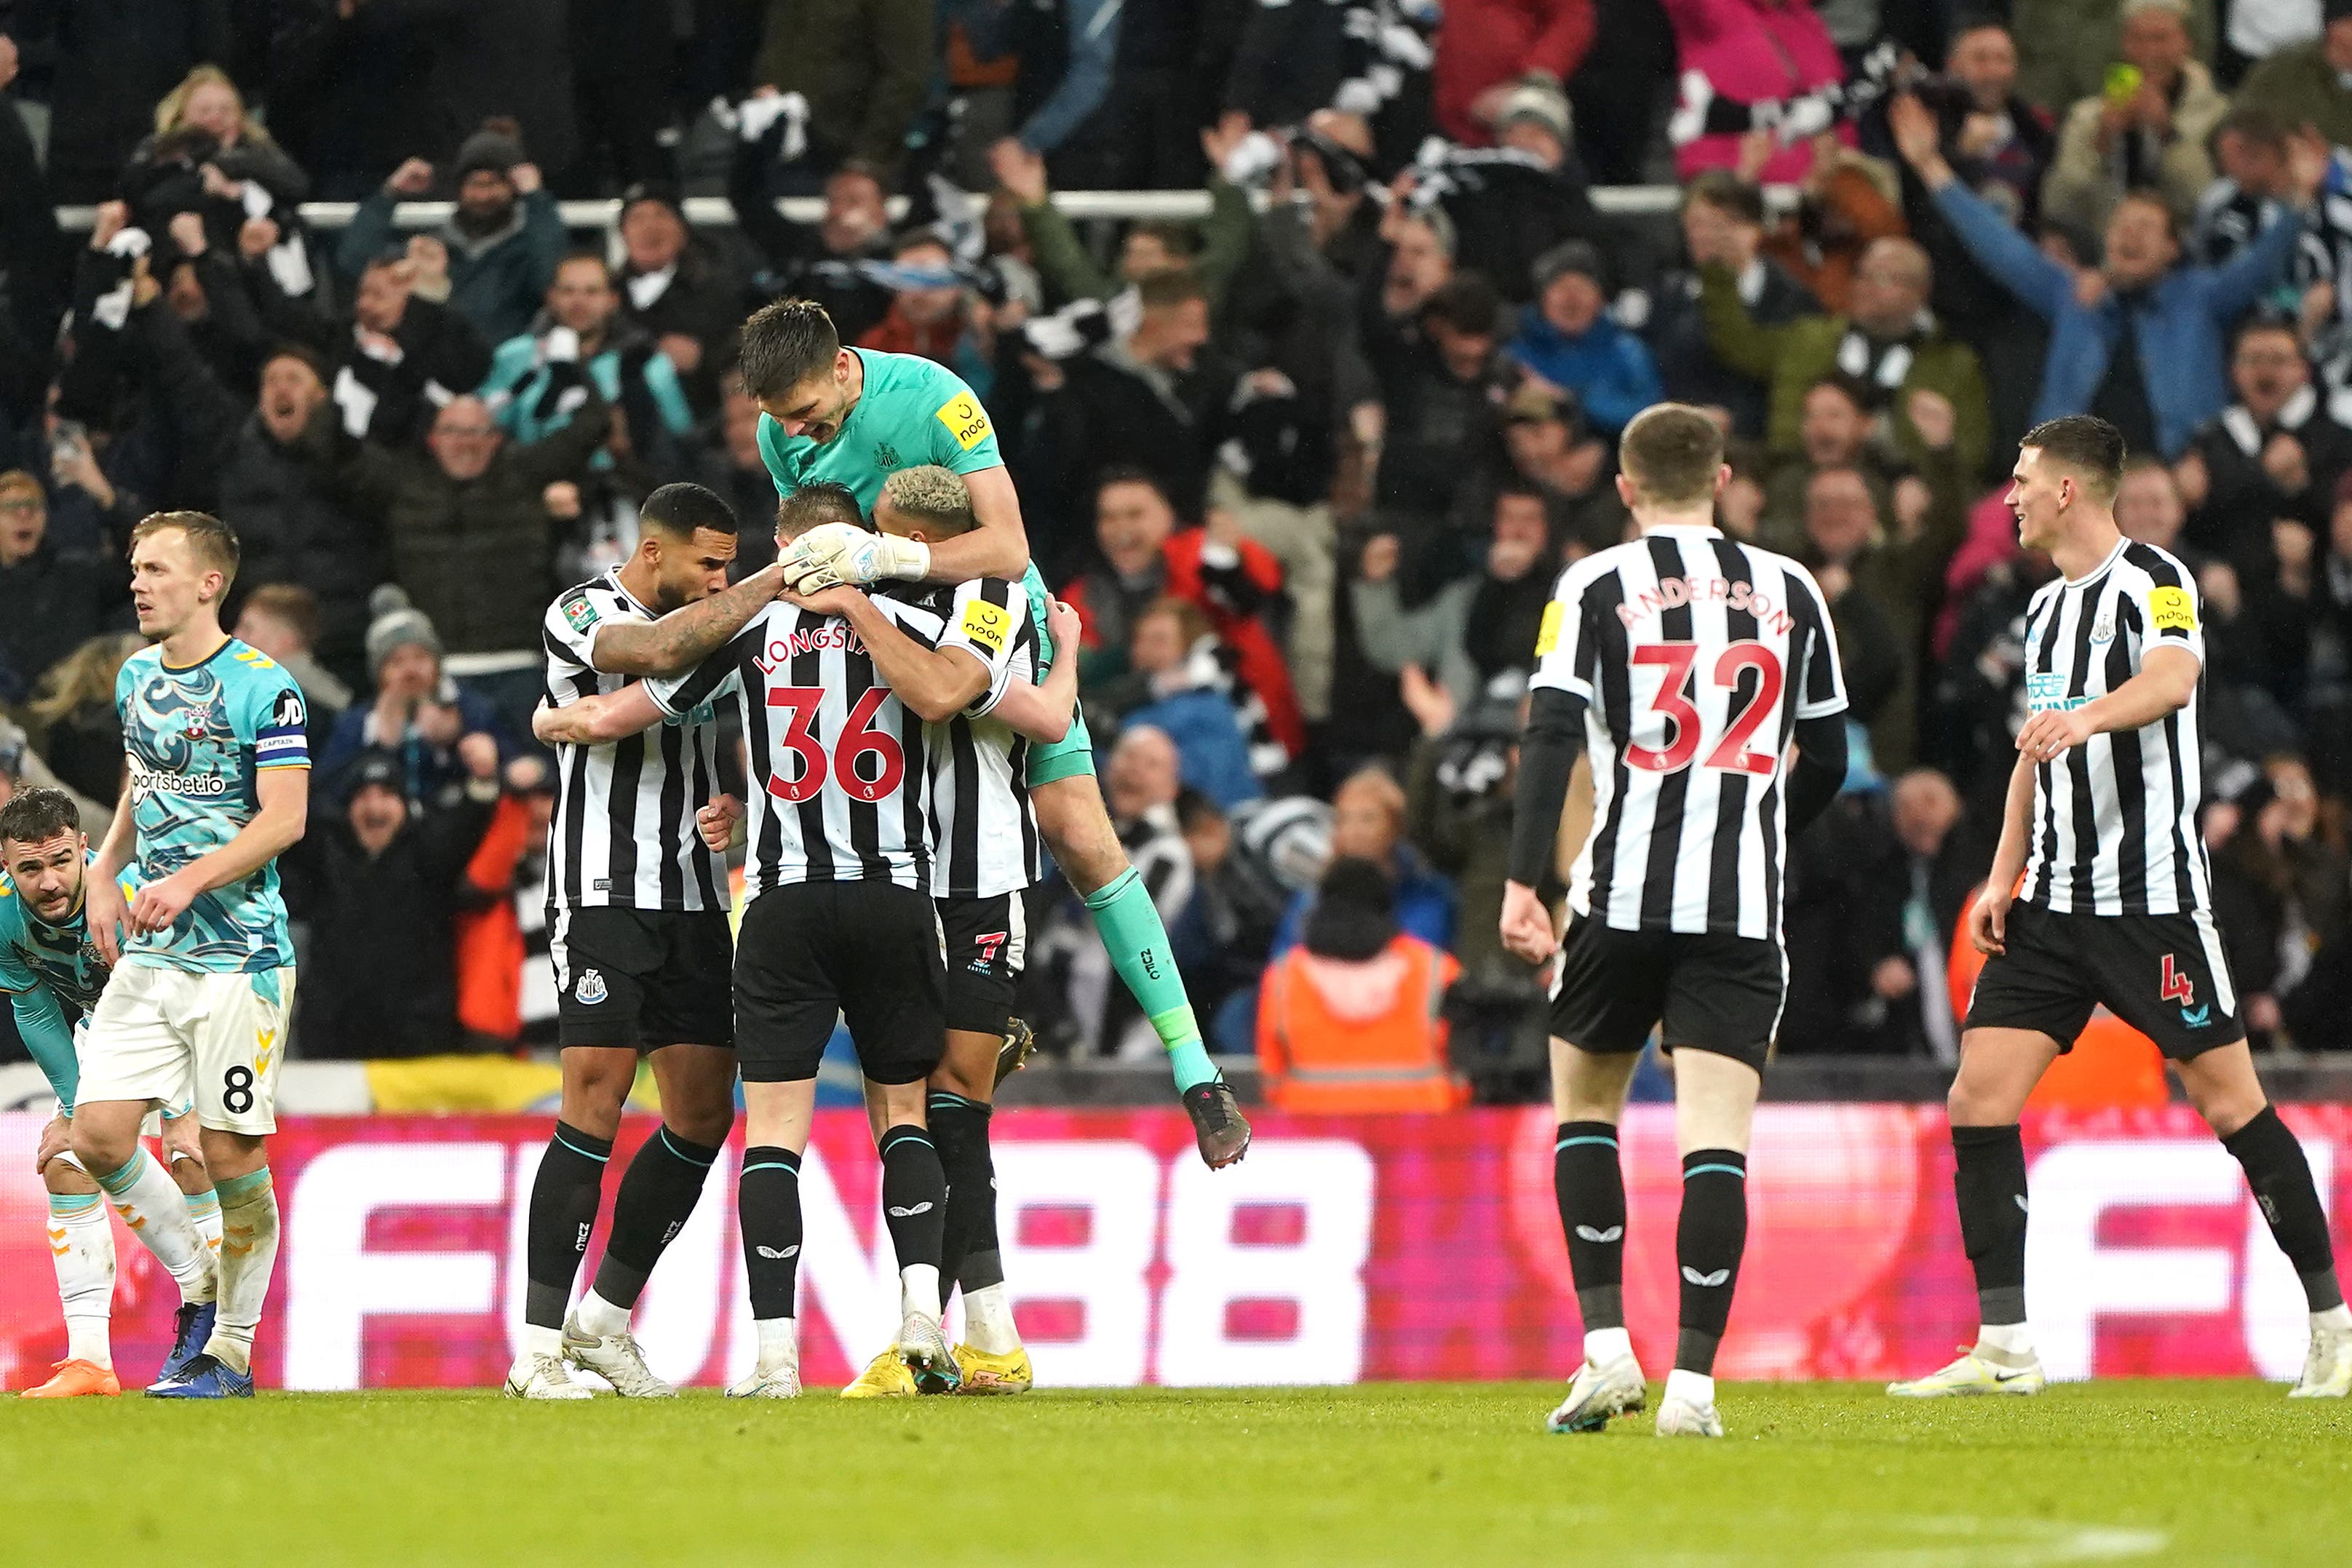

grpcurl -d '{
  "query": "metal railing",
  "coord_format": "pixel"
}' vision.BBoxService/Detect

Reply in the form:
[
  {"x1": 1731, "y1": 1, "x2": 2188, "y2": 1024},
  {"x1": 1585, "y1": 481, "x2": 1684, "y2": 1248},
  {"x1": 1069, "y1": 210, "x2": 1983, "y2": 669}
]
[{"x1": 54, "y1": 183, "x2": 1712, "y2": 234}]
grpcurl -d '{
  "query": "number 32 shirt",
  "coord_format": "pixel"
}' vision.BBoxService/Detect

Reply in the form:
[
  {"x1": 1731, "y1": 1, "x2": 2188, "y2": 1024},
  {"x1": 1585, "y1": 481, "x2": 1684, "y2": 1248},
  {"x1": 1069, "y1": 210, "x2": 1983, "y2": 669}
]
[
  {"x1": 648, "y1": 584, "x2": 1023, "y2": 898},
  {"x1": 1530, "y1": 525, "x2": 1846, "y2": 941}
]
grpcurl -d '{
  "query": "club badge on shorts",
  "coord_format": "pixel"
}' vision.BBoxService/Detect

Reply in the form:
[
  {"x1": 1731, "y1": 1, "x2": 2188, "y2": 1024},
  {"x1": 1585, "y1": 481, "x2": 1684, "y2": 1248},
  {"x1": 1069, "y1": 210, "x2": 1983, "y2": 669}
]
[{"x1": 575, "y1": 968, "x2": 608, "y2": 1005}]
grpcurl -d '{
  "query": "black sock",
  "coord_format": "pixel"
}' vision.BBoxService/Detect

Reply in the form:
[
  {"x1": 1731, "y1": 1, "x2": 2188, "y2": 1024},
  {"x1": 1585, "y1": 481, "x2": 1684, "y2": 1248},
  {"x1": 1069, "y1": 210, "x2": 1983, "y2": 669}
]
[
  {"x1": 739, "y1": 1146, "x2": 803, "y2": 1320},
  {"x1": 1674, "y1": 1149, "x2": 1748, "y2": 1375},
  {"x1": 2223, "y1": 1106, "x2": 2344, "y2": 1313},
  {"x1": 1554, "y1": 1121, "x2": 1626, "y2": 1334},
  {"x1": 525, "y1": 1121, "x2": 613, "y2": 1329},
  {"x1": 878, "y1": 1123, "x2": 948, "y2": 1278},
  {"x1": 929, "y1": 1091, "x2": 999, "y2": 1296},
  {"x1": 591, "y1": 1126, "x2": 723, "y2": 1310},
  {"x1": 1952, "y1": 1123, "x2": 2030, "y2": 1327}
]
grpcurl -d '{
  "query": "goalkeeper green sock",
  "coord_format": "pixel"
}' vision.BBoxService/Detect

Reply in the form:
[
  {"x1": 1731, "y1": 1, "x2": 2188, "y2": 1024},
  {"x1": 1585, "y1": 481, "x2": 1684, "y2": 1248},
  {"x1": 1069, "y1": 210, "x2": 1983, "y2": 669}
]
[{"x1": 1083, "y1": 868, "x2": 1215, "y2": 1092}]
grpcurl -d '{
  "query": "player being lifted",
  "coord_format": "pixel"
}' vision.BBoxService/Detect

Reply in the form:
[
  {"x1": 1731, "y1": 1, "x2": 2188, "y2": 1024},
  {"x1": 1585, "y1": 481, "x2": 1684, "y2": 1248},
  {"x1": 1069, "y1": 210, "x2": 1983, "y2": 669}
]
[
  {"x1": 733, "y1": 298, "x2": 1251, "y2": 1168},
  {"x1": 76, "y1": 512, "x2": 310, "y2": 1398},
  {"x1": 1501, "y1": 406, "x2": 1850, "y2": 1438},
  {"x1": 509, "y1": 482, "x2": 791, "y2": 1400},
  {"x1": 542, "y1": 484, "x2": 1029, "y2": 1396},
  {"x1": 2, "y1": 788, "x2": 223, "y2": 1397},
  {"x1": 1889, "y1": 417, "x2": 2351, "y2": 1400}
]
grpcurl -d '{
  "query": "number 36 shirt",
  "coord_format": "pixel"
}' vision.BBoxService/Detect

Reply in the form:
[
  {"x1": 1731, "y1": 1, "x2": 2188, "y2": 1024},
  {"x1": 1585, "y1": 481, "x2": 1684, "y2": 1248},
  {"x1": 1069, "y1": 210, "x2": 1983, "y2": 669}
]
[
  {"x1": 1529, "y1": 525, "x2": 1847, "y2": 942},
  {"x1": 648, "y1": 582, "x2": 1026, "y2": 898}
]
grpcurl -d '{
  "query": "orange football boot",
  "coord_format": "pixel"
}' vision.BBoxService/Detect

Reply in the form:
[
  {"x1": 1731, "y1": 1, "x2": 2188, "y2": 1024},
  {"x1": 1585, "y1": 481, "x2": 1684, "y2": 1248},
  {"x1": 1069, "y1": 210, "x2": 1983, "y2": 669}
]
[{"x1": 23, "y1": 1358, "x2": 122, "y2": 1398}]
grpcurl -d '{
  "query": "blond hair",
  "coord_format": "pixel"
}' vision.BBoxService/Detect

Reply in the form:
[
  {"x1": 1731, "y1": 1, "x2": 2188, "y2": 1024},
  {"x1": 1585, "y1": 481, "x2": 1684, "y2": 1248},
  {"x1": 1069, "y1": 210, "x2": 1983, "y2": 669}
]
[
  {"x1": 155, "y1": 65, "x2": 273, "y2": 146},
  {"x1": 28, "y1": 634, "x2": 145, "y2": 736},
  {"x1": 879, "y1": 465, "x2": 976, "y2": 536},
  {"x1": 0, "y1": 469, "x2": 41, "y2": 508}
]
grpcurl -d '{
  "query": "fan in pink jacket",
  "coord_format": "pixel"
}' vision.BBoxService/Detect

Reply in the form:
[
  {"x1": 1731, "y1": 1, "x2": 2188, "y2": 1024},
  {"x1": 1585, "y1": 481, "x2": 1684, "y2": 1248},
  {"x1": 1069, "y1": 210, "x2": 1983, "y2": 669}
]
[{"x1": 1664, "y1": 0, "x2": 1851, "y2": 183}]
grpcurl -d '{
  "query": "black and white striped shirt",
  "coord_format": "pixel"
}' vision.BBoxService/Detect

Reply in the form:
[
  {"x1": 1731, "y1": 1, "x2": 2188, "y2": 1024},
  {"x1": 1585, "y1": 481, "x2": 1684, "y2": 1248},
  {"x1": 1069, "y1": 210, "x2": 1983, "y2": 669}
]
[
  {"x1": 891, "y1": 578, "x2": 1049, "y2": 899},
  {"x1": 2017, "y1": 538, "x2": 2210, "y2": 917},
  {"x1": 648, "y1": 592, "x2": 1019, "y2": 897},
  {"x1": 541, "y1": 571, "x2": 728, "y2": 911},
  {"x1": 1530, "y1": 526, "x2": 1846, "y2": 941}
]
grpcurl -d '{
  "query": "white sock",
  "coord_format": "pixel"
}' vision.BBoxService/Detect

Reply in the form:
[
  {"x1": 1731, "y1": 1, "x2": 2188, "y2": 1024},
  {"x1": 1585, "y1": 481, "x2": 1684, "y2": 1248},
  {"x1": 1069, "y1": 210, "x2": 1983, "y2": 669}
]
[
  {"x1": 901, "y1": 1262, "x2": 942, "y2": 1321},
  {"x1": 962, "y1": 1284, "x2": 1022, "y2": 1356},
  {"x1": 575, "y1": 1288, "x2": 631, "y2": 1340},
  {"x1": 523, "y1": 1324, "x2": 564, "y2": 1359},
  {"x1": 93, "y1": 1148, "x2": 214, "y2": 1305},
  {"x1": 755, "y1": 1316, "x2": 798, "y2": 1372},
  {"x1": 1584, "y1": 1326, "x2": 1634, "y2": 1367},
  {"x1": 204, "y1": 1169, "x2": 280, "y2": 1376},
  {"x1": 1664, "y1": 1368, "x2": 1715, "y2": 1408},
  {"x1": 48, "y1": 1193, "x2": 115, "y2": 1369},
  {"x1": 184, "y1": 1186, "x2": 223, "y2": 1265},
  {"x1": 2314, "y1": 1303, "x2": 2352, "y2": 1333},
  {"x1": 1977, "y1": 1321, "x2": 2036, "y2": 1360}
]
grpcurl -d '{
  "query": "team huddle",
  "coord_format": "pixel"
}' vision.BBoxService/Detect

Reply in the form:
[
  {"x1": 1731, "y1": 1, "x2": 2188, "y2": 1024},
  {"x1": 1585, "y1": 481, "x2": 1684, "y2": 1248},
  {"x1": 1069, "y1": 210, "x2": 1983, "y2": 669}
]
[{"x1": 4, "y1": 298, "x2": 2348, "y2": 1415}]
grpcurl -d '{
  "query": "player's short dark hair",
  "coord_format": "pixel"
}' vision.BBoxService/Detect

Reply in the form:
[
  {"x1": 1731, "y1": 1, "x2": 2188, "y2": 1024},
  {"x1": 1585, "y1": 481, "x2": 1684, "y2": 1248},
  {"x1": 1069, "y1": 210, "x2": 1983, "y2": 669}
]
[
  {"x1": 131, "y1": 510, "x2": 240, "y2": 592},
  {"x1": 0, "y1": 787, "x2": 80, "y2": 851},
  {"x1": 2021, "y1": 415, "x2": 2128, "y2": 500},
  {"x1": 640, "y1": 482, "x2": 739, "y2": 539},
  {"x1": 776, "y1": 482, "x2": 864, "y2": 542},
  {"x1": 1135, "y1": 269, "x2": 1207, "y2": 312},
  {"x1": 1618, "y1": 404, "x2": 1726, "y2": 509},
  {"x1": 1683, "y1": 169, "x2": 1765, "y2": 227},
  {"x1": 738, "y1": 298, "x2": 842, "y2": 400}
]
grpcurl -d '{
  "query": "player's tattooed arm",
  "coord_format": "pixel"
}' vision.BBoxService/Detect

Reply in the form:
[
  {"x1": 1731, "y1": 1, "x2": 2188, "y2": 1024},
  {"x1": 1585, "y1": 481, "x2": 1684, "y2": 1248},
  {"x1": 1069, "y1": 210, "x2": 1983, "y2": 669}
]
[
  {"x1": 978, "y1": 597, "x2": 1081, "y2": 743},
  {"x1": 589, "y1": 563, "x2": 789, "y2": 678},
  {"x1": 791, "y1": 586, "x2": 992, "y2": 721},
  {"x1": 533, "y1": 685, "x2": 666, "y2": 746}
]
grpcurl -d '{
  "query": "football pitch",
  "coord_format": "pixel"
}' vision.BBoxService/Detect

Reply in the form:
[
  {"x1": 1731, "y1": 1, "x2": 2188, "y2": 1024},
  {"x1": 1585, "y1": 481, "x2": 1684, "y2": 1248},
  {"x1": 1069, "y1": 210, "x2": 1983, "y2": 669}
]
[{"x1": 3, "y1": 1381, "x2": 2345, "y2": 1564}]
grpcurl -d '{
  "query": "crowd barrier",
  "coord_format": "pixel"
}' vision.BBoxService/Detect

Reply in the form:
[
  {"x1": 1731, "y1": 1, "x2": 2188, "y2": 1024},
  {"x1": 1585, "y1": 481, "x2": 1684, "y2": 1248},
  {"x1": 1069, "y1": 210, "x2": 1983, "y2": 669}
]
[{"x1": 1, "y1": 1105, "x2": 2340, "y2": 1392}]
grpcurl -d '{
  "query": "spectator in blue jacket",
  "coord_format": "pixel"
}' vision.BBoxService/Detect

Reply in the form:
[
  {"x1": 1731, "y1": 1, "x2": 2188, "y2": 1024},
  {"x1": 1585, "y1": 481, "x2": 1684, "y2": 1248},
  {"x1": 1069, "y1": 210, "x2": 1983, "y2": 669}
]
[
  {"x1": 1506, "y1": 239, "x2": 1663, "y2": 437},
  {"x1": 1886, "y1": 92, "x2": 2321, "y2": 460},
  {"x1": 1272, "y1": 767, "x2": 1454, "y2": 957},
  {"x1": 1111, "y1": 598, "x2": 1265, "y2": 811},
  {"x1": 478, "y1": 253, "x2": 696, "y2": 464},
  {"x1": 335, "y1": 124, "x2": 568, "y2": 348}
]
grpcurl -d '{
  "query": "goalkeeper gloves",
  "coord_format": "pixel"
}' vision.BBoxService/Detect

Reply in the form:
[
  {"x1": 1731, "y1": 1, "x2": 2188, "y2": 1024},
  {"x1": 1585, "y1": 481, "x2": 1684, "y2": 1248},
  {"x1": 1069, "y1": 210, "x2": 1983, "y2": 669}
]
[{"x1": 779, "y1": 522, "x2": 931, "y2": 592}]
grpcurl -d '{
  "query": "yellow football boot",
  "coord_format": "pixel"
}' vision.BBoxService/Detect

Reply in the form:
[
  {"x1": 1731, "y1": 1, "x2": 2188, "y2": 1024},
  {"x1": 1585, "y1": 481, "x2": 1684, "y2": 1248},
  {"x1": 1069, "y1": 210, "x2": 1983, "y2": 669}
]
[
  {"x1": 953, "y1": 1343, "x2": 1033, "y2": 1395},
  {"x1": 839, "y1": 1348, "x2": 919, "y2": 1399}
]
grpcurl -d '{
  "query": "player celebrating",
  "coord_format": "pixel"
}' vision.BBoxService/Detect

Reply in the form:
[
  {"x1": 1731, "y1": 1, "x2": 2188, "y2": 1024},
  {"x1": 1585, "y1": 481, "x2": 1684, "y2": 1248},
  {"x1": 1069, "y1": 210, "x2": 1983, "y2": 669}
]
[
  {"x1": 510, "y1": 482, "x2": 790, "y2": 1401},
  {"x1": 734, "y1": 298, "x2": 1251, "y2": 1169},
  {"x1": 1500, "y1": 405, "x2": 1851, "y2": 1438},
  {"x1": 1889, "y1": 417, "x2": 2351, "y2": 1401},
  {"x1": 541, "y1": 485, "x2": 1027, "y2": 1398},
  {"x1": 76, "y1": 512, "x2": 309, "y2": 1399},
  {"x1": 3, "y1": 788, "x2": 223, "y2": 1397}
]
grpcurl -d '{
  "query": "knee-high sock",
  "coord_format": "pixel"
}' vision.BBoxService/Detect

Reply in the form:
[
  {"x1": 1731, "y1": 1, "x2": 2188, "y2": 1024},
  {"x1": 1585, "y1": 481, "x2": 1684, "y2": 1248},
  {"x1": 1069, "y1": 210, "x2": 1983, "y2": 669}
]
[
  {"x1": 739, "y1": 1145, "x2": 803, "y2": 1367},
  {"x1": 930, "y1": 1091, "x2": 1020, "y2": 1353},
  {"x1": 48, "y1": 1190, "x2": 115, "y2": 1368},
  {"x1": 205, "y1": 1167, "x2": 279, "y2": 1375},
  {"x1": 581, "y1": 1126, "x2": 722, "y2": 1334},
  {"x1": 1554, "y1": 1121, "x2": 1627, "y2": 1339},
  {"x1": 2224, "y1": 1106, "x2": 2345, "y2": 1313},
  {"x1": 523, "y1": 1121, "x2": 611, "y2": 1343},
  {"x1": 1952, "y1": 1123, "x2": 2030, "y2": 1329},
  {"x1": 878, "y1": 1123, "x2": 947, "y2": 1318},
  {"x1": 1675, "y1": 1149, "x2": 1748, "y2": 1377},
  {"x1": 1083, "y1": 869, "x2": 1213, "y2": 1091},
  {"x1": 184, "y1": 1187, "x2": 222, "y2": 1267},
  {"x1": 92, "y1": 1148, "x2": 212, "y2": 1305}
]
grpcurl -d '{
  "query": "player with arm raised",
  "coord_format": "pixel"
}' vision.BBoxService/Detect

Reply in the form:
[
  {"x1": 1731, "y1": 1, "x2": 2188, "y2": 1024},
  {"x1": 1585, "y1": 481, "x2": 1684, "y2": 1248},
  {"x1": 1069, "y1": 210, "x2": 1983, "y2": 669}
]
[
  {"x1": 736, "y1": 298, "x2": 1251, "y2": 1169},
  {"x1": 1888, "y1": 416, "x2": 2351, "y2": 1401},
  {"x1": 74, "y1": 512, "x2": 309, "y2": 1399},
  {"x1": 541, "y1": 484, "x2": 1026, "y2": 1398},
  {"x1": 3, "y1": 788, "x2": 223, "y2": 1398},
  {"x1": 1499, "y1": 405, "x2": 1851, "y2": 1440},
  {"x1": 508, "y1": 482, "x2": 788, "y2": 1401}
]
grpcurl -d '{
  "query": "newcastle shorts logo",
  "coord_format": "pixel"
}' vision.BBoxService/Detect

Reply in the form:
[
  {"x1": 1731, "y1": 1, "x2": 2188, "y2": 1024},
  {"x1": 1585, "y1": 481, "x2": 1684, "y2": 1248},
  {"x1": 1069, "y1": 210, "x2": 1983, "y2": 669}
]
[{"x1": 575, "y1": 968, "x2": 608, "y2": 1005}]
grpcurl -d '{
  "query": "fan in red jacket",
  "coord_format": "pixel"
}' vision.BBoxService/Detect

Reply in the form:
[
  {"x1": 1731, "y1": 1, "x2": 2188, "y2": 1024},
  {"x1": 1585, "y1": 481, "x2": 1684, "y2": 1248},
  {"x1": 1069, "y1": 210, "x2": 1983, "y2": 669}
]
[
  {"x1": 1060, "y1": 471, "x2": 1306, "y2": 762},
  {"x1": 1433, "y1": 0, "x2": 1597, "y2": 146}
]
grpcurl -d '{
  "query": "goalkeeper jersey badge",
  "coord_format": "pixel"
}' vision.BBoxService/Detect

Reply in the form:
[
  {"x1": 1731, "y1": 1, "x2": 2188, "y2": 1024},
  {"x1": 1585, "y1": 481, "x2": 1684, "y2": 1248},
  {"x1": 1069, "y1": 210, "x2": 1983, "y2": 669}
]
[
  {"x1": 874, "y1": 441, "x2": 902, "y2": 469},
  {"x1": 574, "y1": 968, "x2": 608, "y2": 1005}
]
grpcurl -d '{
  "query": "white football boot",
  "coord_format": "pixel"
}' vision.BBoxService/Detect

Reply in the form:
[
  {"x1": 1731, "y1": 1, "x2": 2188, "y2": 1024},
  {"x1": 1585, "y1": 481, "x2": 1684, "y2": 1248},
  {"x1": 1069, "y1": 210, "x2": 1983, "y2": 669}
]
[
  {"x1": 504, "y1": 1350, "x2": 593, "y2": 1400},
  {"x1": 561, "y1": 1314, "x2": 678, "y2": 1397},
  {"x1": 726, "y1": 1363, "x2": 803, "y2": 1399},
  {"x1": 1887, "y1": 1347, "x2": 2047, "y2": 1398},
  {"x1": 2289, "y1": 1323, "x2": 2351, "y2": 1398},
  {"x1": 1545, "y1": 1353, "x2": 1648, "y2": 1433}
]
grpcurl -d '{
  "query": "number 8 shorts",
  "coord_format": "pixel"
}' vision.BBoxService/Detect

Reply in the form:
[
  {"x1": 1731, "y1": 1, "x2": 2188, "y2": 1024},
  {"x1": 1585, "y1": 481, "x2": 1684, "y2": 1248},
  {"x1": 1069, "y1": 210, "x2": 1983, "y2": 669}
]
[{"x1": 77, "y1": 963, "x2": 297, "y2": 1135}]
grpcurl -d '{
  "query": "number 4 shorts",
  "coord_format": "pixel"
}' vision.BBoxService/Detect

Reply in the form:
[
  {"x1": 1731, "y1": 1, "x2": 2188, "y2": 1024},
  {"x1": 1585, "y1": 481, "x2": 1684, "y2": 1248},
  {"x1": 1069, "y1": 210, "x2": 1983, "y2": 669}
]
[{"x1": 77, "y1": 963, "x2": 296, "y2": 1136}]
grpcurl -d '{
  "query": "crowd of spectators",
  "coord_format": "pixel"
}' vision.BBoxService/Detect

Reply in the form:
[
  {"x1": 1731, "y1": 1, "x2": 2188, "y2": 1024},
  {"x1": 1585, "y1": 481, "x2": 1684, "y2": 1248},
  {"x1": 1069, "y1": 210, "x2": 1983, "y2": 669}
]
[{"x1": 6, "y1": 0, "x2": 2352, "y2": 1088}]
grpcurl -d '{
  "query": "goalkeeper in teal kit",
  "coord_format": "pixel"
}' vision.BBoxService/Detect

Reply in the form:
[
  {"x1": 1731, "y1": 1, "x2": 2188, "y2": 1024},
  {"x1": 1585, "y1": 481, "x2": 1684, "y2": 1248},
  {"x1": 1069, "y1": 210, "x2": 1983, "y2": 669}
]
[{"x1": 739, "y1": 298, "x2": 1250, "y2": 1169}]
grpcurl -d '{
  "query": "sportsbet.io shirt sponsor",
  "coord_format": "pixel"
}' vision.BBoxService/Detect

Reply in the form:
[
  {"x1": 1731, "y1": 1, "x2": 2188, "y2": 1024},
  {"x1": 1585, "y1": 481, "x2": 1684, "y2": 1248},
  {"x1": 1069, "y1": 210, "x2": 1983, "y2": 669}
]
[{"x1": 115, "y1": 639, "x2": 308, "y2": 973}]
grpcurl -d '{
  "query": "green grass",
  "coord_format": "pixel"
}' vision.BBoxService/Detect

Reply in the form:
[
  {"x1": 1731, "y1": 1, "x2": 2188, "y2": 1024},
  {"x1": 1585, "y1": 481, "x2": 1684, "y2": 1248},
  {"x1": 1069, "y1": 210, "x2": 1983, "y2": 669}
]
[{"x1": 3, "y1": 1382, "x2": 2347, "y2": 1564}]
